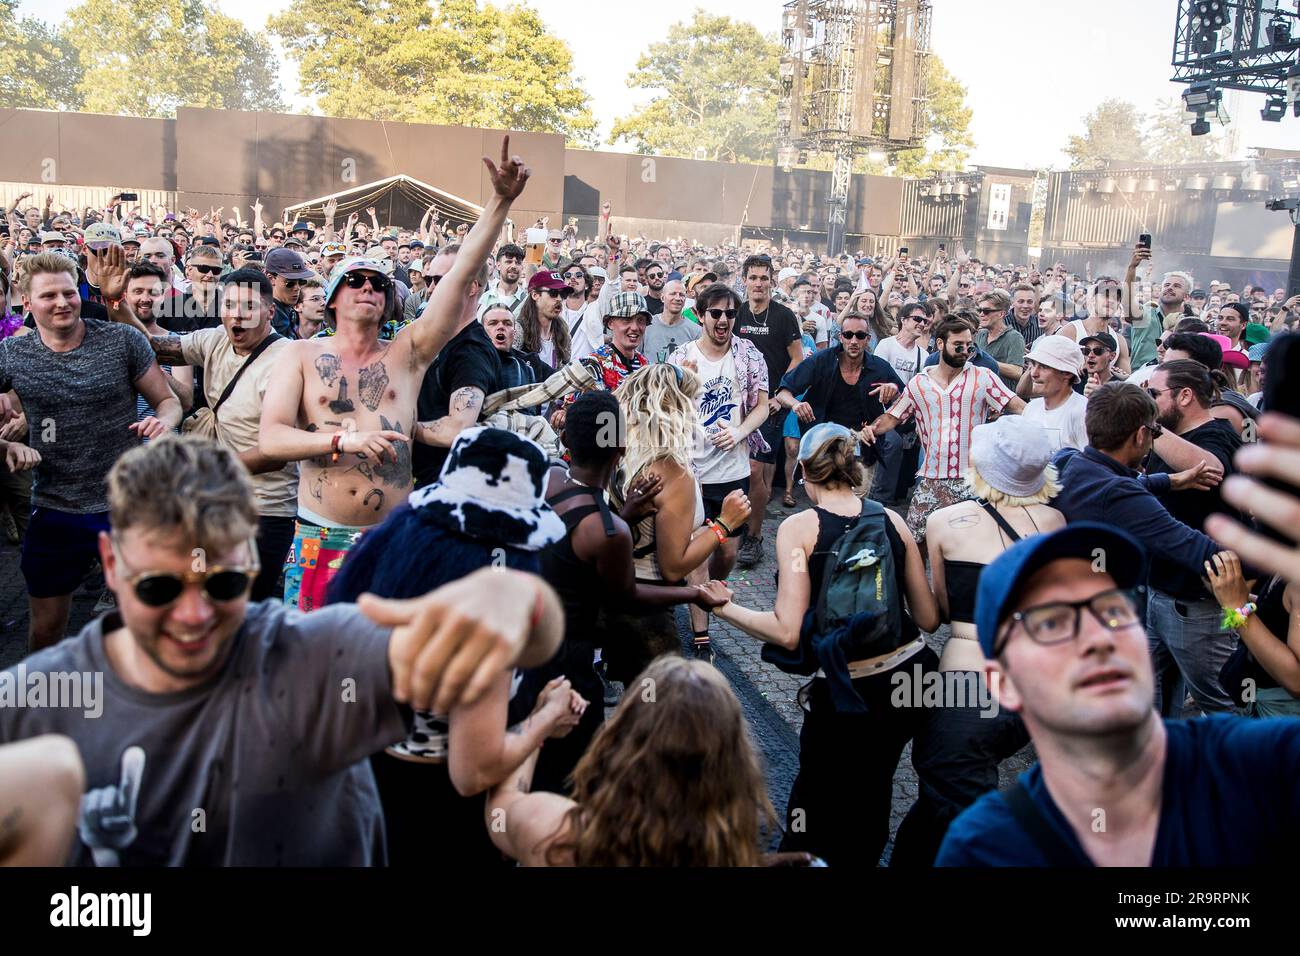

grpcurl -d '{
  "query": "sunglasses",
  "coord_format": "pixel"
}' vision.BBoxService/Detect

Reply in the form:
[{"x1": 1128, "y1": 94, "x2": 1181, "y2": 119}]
[
  {"x1": 191, "y1": 264, "x2": 222, "y2": 276},
  {"x1": 540, "y1": 288, "x2": 565, "y2": 298},
  {"x1": 906, "y1": 314, "x2": 929, "y2": 323},
  {"x1": 1080, "y1": 347, "x2": 1111, "y2": 356},
  {"x1": 977, "y1": 307, "x2": 1002, "y2": 314},
  {"x1": 706, "y1": 307, "x2": 738, "y2": 319},
  {"x1": 280, "y1": 279, "x2": 305, "y2": 289},
  {"x1": 113, "y1": 538, "x2": 259, "y2": 608},
  {"x1": 841, "y1": 330, "x2": 869, "y2": 340},
  {"x1": 342, "y1": 272, "x2": 392, "y2": 293},
  {"x1": 646, "y1": 271, "x2": 664, "y2": 280},
  {"x1": 562, "y1": 270, "x2": 582, "y2": 280}
]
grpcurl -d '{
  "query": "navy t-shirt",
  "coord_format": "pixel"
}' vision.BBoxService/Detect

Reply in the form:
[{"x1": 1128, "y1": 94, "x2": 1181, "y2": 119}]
[
  {"x1": 923, "y1": 346, "x2": 1001, "y2": 376},
  {"x1": 937, "y1": 717, "x2": 1300, "y2": 866}
]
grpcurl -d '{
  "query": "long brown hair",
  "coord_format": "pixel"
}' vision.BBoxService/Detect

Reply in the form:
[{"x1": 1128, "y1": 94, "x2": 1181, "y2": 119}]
[
  {"x1": 547, "y1": 656, "x2": 775, "y2": 866},
  {"x1": 519, "y1": 290, "x2": 572, "y2": 366}
]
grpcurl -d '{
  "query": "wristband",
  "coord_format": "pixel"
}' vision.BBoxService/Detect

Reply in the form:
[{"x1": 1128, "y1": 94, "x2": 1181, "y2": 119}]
[
  {"x1": 706, "y1": 520, "x2": 727, "y2": 546},
  {"x1": 1220, "y1": 602, "x2": 1257, "y2": 631},
  {"x1": 713, "y1": 516, "x2": 734, "y2": 537},
  {"x1": 330, "y1": 431, "x2": 344, "y2": 462}
]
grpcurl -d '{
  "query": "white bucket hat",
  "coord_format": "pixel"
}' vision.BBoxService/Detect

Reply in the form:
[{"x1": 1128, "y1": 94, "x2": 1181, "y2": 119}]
[{"x1": 969, "y1": 417, "x2": 1053, "y2": 498}]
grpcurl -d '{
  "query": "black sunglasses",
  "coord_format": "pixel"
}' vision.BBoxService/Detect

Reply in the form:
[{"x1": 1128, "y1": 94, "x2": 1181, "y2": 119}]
[
  {"x1": 841, "y1": 330, "x2": 869, "y2": 340},
  {"x1": 706, "y1": 307, "x2": 737, "y2": 319},
  {"x1": 977, "y1": 307, "x2": 1002, "y2": 314},
  {"x1": 1080, "y1": 346, "x2": 1111, "y2": 356},
  {"x1": 342, "y1": 272, "x2": 392, "y2": 293},
  {"x1": 191, "y1": 264, "x2": 222, "y2": 276},
  {"x1": 113, "y1": 538, "x2": 259, "y2": 608}
]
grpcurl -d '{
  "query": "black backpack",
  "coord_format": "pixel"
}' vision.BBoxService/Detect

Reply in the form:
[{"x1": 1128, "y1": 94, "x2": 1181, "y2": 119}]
[{"x1": 762, "y1": 499, "x2": 901, "y2": 674}]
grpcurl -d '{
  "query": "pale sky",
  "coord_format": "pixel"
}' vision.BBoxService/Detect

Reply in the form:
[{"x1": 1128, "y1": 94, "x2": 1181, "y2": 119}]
[{"x1": 22, "y1": 0, "x2": 1297, "y2": 169}]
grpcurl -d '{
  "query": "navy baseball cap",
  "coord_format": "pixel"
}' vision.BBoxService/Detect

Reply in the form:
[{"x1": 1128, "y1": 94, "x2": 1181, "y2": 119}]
[{"x1": 975, "y1": 523, "x2": 1147, "y2": 658}]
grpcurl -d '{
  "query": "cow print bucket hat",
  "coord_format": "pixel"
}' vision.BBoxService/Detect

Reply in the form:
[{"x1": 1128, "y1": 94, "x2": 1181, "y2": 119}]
[{"x1": 405, "y1": 426, "x2": 565, "y2": 552}]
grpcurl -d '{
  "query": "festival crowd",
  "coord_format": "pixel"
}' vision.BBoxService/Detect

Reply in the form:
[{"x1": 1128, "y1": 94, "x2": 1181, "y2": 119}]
[{"x1": 1, "y1": 137, "x2": 1299, "y2": 868}]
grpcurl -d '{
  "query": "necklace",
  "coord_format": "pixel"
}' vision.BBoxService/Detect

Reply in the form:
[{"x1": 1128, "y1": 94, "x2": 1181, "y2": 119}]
[{"x1": 749, "y1": 302, "x2": 770, "y2": 327}]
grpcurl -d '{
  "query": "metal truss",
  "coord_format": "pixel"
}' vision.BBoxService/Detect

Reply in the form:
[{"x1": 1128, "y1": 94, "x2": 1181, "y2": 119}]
[{"x1": 1171, "y1": 0, "x2": 1300, "y2": 98}]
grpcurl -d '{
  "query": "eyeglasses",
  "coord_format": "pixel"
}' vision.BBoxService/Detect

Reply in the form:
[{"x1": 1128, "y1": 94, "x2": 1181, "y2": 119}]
[
  {"x1": 706, "y1": 307, "x2": 737, "y2": 319},
  {"x1": 841, "y1": 330, "x2": 869, "y2": 340},
  {"x1": 191, "y1": 264, "x2": 222, "y2": 276},
  {"x1": 342, "y1": 272, "x2": 392, "y2": 293},
  {"x1": 994, "y1": 587, "x2": 1142, "y2": 656},
  {"x1": 1146, "y1": 387, "x2": 1173, "y2": 399},
  {"x1": 113, "y1": 537, "x2": 260, "y2": 608},
  {"x1": 1080, "y1": 347, "x2": 1111, "y2": 357}
]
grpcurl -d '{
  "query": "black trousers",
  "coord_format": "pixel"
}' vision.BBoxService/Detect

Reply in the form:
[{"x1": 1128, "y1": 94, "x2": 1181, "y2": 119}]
[
  {"x1": 779, "y1": 646, "x2": 939, "y2": 867},
  {"x1": 252, "y1": 514, "x2": 296, "y2": 602},
  {"x1": 890, "y1": 670, "x2": 1030, "y2": 867}
]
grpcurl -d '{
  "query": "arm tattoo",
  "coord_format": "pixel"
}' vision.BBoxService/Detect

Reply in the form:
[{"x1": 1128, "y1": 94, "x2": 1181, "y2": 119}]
[
  {"x1": 149, "y1": 334, "x2": 186, "y2": 365},
  {"x1": 451, "y1": 386, "x2": 483, "y2": 416}
]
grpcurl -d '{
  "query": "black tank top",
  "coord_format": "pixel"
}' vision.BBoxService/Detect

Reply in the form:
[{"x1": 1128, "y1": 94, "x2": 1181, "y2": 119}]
[
  {"x1": 1242, "y1": 575, "x2": 1288, "y2": 691},
  {"x1": 538, "y1": 481, "x2": 617, "y2": 645},
  {"x1": 943, "y1": 501, "x2": 1025, "y2": 624}
]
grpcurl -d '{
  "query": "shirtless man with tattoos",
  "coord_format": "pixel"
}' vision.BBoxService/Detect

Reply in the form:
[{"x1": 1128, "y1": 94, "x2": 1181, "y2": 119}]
[{"x1": 256, "y1": 137, "x2": 531, "y2": 610}]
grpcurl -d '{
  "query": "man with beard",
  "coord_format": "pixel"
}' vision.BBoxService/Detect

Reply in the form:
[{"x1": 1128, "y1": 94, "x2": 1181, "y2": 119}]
[
  {"x1": 936, "y1": 524, "x2": 1300, "y2": 866},
  {"x1": 733, "y1": 254, "x2": 803, "y2": 569},
  {"x1": 1121, "y1": 245, "x2": 1182, "y2": 367},
  {"x1": 866, "y1": 317, "x2": 1024, "y2": 550},
  {"x1": 477, "y1": 243, "x2": 527, "y2": 319},
  {"x1": 669, "y1": 283, "x2": 770, "y2": 659},
  {"x1": 264, "y1": 247, "x2": 315, "y2": 339},
  {"x1": 641, "y1": 261, "x2": 667, "y2": 316},
  {"x1": 257, "y1": 137, "x2": 530, "y2": 610},
  {"x1": 1143, "y1": 360, "x2": 1244, "y2": 715}
]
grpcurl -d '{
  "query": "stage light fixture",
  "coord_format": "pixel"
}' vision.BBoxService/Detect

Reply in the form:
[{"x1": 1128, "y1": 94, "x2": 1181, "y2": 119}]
[
  {"x1": 1262, "y1": 97, "x2": 1287, "y2": 122},
  {"x1": 1191, "y1": 117, "x2": 1212, "y2": 135},
  {"x1": 1265, "y1": 16, "x2": 1290, "y2": 48}
]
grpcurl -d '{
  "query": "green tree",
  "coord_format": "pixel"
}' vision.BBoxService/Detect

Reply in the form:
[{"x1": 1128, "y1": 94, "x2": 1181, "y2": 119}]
[
  {"x1": 1145, "y1": 97, "x2": 1230, "y2": 164},
  {"x1": 1064, "y1": 98, "x2": 1150, "y2": 169},
  {"x1": 0, "y1": 0, "x2": 82, "y2": 110},
  {"x1": 608, "y1": 11, "x2": 781, "y2": 163},
  {"x1": 64, "y1": 0, "x2": 285, "y2": 118},
  {"x1": 270, "y1": 0, "x2": 596, "y2": 144},
  {"x1": 890, "y1": 56, "x2": 975, "y2": 177}
]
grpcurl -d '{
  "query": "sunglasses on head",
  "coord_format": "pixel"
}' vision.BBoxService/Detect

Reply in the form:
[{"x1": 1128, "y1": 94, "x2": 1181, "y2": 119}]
[
  {"x1": 342, "y1": 272, "x2": 392, "y2": 293},
  {"x1": 841, "y1": 330, "x2": 869, "y2": 340},
  {"x1": 114, "y1": 537, "x2": 259, "y2": 608},
  {"x1": 705, "y1": 307, "x2": 737, "y2": 319}
]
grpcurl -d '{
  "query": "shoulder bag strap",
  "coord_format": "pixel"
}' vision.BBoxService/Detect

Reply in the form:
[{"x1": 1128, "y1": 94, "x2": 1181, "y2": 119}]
[
  {"x1": 213, "y1": 332, "x2": 281, "y2": 418},
  {"x1": 977, "y1": 498, "x2": 1022, "y2": 543},
  {"x1": 1000, "y1": 781, "x2": 1088, "y2": 867}
]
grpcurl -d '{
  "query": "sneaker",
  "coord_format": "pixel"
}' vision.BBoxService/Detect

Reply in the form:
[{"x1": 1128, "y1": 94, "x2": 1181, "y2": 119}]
[
  {"x1": 736, "y1": 533, "x2": 763, "y2": 568},
  {"x1": 692, "y1": 640, "x2": 715, "y2": 665}
]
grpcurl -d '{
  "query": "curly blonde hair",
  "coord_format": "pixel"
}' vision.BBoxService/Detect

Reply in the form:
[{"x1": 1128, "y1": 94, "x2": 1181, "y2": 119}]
[
  {"x1": 964, "y1": 462, "x2": 1061, "y2": 507},
  {"x1": 618, "y1": 363, "x2": 701, "y2": 485},
  {"x1": 547, "y1": 656, "x2": 776, "y2": 866}
]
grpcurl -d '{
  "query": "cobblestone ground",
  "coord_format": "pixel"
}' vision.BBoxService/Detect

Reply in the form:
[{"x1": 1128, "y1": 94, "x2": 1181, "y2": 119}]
[{"x1": 697, "y1": 485, "x2": 1036, "y2": 864}]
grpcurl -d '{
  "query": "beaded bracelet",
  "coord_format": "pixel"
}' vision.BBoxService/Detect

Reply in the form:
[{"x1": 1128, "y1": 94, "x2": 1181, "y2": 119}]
[{"x1": 1221, "y1": 602, "x2": 1257, "y2": 631}]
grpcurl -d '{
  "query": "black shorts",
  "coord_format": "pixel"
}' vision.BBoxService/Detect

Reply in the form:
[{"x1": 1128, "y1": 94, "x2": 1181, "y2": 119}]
[
  {"x1": 21, "y1": 507, "x2": 110, "y2": 599},
  {"x1": 751, "y1": 415, "x2": 783, "y2": 465},
  {"x1": 701, "y1": 477, "x2": 749, "y2": 529}
]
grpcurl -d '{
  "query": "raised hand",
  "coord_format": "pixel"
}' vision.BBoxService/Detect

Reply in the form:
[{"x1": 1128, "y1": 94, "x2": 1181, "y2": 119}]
[
  {"x1": 483, "y1": 135, "x2": 531, "y2": 201},
  {"x1": 92, "y1": 243, "x2": 131, "y2": 300}
]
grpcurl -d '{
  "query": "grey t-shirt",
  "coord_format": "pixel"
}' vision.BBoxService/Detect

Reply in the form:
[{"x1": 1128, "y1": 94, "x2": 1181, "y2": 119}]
[
  {"x1": 0, "y1": 319, "x2": 155, "y2": 513},
  {"x1": 642, "y1": 315, "x2": 702, "y2": 363},
  {"x1": 0, "y1": 600, "x2": 408, "y2": 866}
]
